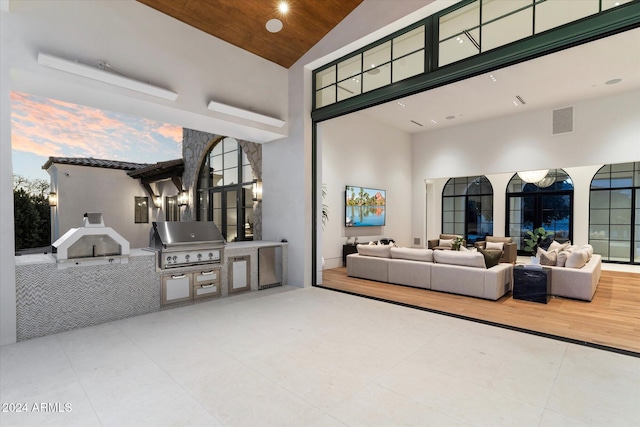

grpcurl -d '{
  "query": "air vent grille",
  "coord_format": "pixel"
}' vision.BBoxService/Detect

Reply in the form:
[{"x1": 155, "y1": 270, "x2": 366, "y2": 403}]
[{"x1": 552, "y1": 106, "x2": 574, "y2": 135}]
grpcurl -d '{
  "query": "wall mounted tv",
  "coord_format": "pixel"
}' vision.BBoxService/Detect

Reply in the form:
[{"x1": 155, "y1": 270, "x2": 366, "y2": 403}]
[{"x1": 345, "y1": 186, "x2": 386, "y2": 227}]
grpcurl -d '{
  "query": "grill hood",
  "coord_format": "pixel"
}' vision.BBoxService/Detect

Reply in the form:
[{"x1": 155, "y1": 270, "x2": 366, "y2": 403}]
[{"x1": 152, "y1": 221, "x2": 226, "y2": 249}]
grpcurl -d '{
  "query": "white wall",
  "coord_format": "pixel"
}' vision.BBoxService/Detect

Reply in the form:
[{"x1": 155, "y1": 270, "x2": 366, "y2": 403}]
[
  {"x1": 49, "y1": 163, "x2": 166, "y2": 249},
  {"x1": 0, "y1": 0, "x2": 17, "y2": 346},
  {"x1": 412, "y1": 90, "x2": 640, "y2": 245},
  {"x1": 320, "y1": 113, "x2": 413, "y2": 270},
  {"x1": 263, "y1": 0, "x2": 436, "y2": 287}
]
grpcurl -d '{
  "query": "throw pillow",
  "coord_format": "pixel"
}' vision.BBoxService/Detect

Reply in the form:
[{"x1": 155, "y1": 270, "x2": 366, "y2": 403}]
[
  {"x1": 581, "y1": 244, "x2": 594, "y2": 259},
  {"x1": 556, "y1": 250, "x2": 570, "y2": 267},
  {"x1": 356, "y1": 244, "x2": 392, "y2": 258},
  {"x1": 390, "y1": 247, "x2": 433, "y2": 262},
  {"x1": 478, "y1": 248, "x2": 501, "y2": 269},
  {"x1": 565, "y1": 249, "x2": 588, "y2": 269},
  {"x1": 485, "y1": 241, "x2": 504, "y2": 251},
  {"x1": 433, "y1": 250, "x2": 486, "y2": 268},
  {"x1": 439, "y1": 239, "x2": 453, "y2": 248},
  {"x1": 538, "y1": 248, "x2": 557, "y2": 266},
  {"x1": 548, "y1": 240, "x2": 570, "y2": 252}
]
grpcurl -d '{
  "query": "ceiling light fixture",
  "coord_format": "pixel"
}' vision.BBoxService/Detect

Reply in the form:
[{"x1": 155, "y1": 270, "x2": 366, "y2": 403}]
[
  {"x1": 605, "y1": 78, "x2": 622, "y2": 85},
  {"x1": 278, "y1": 1, "x2": 289, "y2": 13},
  {"x1": 430, "y1": 119, "x2": 438, "y2": 124},
  {"x1": 207, "y1": 100, "x2": 286, "y2": 127},
  {"x1": 397, "y1": 101, "x2": 405, "y2": 107},
  {"x1": 37, "y1": 52, "x2": 178, "y2": 101},
  {"x1": 410, "y1": 120, "x2": 424, "y2": 127},
  {"x1": 489, "y1": 74, "x2": 497, "y2": 82},
  {"x1": 517, "y1": 169, "x2": 549, "y2": 183}
]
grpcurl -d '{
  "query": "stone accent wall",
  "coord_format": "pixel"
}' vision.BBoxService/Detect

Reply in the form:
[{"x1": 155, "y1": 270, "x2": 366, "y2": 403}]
[{"x1": 181, "y1": 128, "x2": 262, "y2": 240}]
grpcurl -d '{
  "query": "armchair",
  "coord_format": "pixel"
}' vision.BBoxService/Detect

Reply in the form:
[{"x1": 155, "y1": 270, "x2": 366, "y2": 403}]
[
  {"x1": 474, "y1": 236, "x2": 517, "y2": 264},
  {"x1": 428, "y1": 234, "x2": 466, "y2": 250}
]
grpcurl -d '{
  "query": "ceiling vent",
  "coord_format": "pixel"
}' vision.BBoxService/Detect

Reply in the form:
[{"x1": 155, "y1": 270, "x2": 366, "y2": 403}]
[{"x1": 552, "y1": 106, "x2": 574, "y2": 135}]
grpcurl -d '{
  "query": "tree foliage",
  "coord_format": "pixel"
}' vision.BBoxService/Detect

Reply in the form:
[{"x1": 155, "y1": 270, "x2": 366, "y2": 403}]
[{"x1": 13, "y1": 174, "x2": 51, "y2": 250}]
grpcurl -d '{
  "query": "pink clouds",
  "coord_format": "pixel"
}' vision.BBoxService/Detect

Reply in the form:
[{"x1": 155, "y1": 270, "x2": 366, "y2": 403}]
[{"x1": 10, "y1": 92, "x2": 182, "y2": 164}]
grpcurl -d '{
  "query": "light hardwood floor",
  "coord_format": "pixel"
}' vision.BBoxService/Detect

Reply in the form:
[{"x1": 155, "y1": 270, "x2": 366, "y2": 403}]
[{"x1": 319, "y1": 267, "x2": 640, "y2": 355}]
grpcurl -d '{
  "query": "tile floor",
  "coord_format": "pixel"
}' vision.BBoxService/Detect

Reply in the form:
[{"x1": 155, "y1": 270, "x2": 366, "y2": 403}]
[{"x1": 1, "y1": 285, "x2": 638, "y2": 427}]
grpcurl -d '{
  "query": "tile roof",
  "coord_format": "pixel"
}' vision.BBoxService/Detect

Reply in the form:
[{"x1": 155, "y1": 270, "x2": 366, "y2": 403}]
[{"x1": 42, "y1": 157, "x2": 150, "y2": 171}]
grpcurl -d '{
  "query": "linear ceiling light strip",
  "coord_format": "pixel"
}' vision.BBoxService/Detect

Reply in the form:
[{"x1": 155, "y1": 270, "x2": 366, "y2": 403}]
[{"x1": 37, "y1": 52, "x2": 179, "y2": 101}]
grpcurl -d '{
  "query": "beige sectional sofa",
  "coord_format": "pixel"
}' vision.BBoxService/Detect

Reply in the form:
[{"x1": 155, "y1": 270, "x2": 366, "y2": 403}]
[{"x1": 347, "y1": 245, "x2": 513, "y2": 301}]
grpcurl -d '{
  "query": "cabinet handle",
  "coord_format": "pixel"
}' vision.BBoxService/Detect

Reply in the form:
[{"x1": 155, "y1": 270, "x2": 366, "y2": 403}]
[
  {"x1": 201, "y1": 270, "x2": 216, "y2": 275},
  {"x1": 200, "y1": 284, "x2": 215, "y2": 289},
  {"x1": 171, "y1": 274, "x2": 186, "y2": 279}
]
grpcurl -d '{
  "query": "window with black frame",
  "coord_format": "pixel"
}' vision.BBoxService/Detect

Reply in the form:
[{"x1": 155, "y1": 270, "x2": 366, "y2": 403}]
[
  {"x1": 507, "y1": 169, "x2": 574, "y2": 253},
  {"x1": 196, "y1": 137, "x2": 255, "y2": 242},
  {"x1": 134, "y1": 196, "x2": 148, "y2": 223},
  {"x1": 589, "y1": 162, "x2": 639, "y2": 264},
  {"x1": 442, "y1": 176, "x2": 493, "y2": 245},
  {"x1": 165, "y1": 195, "x2": 179, "y2": 221}
]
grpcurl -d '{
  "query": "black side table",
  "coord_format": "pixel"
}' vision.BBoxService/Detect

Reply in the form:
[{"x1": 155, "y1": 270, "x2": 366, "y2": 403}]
[
  {"x1": 342, "y1": 244, "x2": 358, "y2": 266},
  {"x1": 513, "y1": 266, "x2": 551, "y2": 304}
]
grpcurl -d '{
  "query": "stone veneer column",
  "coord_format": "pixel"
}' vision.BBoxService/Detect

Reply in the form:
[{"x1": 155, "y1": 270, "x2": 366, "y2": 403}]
[{"x1": 181, "y1": 128, "x2": 262, "y2": 240}]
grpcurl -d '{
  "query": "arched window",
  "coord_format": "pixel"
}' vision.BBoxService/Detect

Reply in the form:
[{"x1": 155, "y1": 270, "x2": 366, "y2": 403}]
[
  {"x1": 196, "y1": 137, "x2": 256, "y2": 242},
  {"x1": 589, "y1": 162, "x2": 640, "y2": 264},
  {"x1": 442, "y1": 176, "x2": 493, "y2": 244},
  {"x1": 506, "y1": 169, "x2": 573, "y2": 253}
]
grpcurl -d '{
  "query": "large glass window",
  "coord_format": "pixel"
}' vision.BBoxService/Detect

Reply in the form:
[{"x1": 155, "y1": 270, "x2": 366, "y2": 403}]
[
  {"x1": 442, "y1": 176, "x2": 493, "y2": 244},
  {"x1": 506, "y1": 169, "x2": 573, "y2": 253},
  {"x1": 134, "y1": 196, "x2": 148, "y2": 224},
  {"x1": 589, "y1": 162, "x2": 640, "y2": 264},
  {"x1": 165, "y1": 195, "x2": 179, "y2": 221},
  {"x1": 196, "y1": 137, "x2": 255, "y2": 242}
]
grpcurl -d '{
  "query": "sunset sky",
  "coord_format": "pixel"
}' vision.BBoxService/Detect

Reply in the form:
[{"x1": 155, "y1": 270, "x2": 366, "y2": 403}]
[{"x1": 11, "y1": 92, "x2": 183, "y2": 182}]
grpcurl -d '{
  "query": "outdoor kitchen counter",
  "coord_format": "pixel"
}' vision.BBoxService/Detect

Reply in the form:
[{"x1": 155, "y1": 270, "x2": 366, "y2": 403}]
[
  {"x1": 14, "y1": 249, "x2": 159, "y2": 341},
  {"x1": 224, "y1": 241, "x2": 288, "y2": 292}
]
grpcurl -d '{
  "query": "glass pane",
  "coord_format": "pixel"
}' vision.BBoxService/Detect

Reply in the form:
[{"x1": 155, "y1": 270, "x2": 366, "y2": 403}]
[
  {"x1": 609, "y1": 241, "x2": 630, "y2": 261},
  {"x1": 635, "y1": 170, "x2": 640, "y2": 187},
  {"x1": 241, "y1": 150, "x2": 249, "y2": 166},
  {"x1": 443, "y1": 180, "x2": 455, "y2": 196},
  {"x1": 213, "y1": 208, "x2": 222, "y2": 226},
  {"x1": 455, "y1": 182, "x2": 468, "y2": 195},
  {"x1": 223, "y1": 168, "x2": 237, "y2": 185},
  {"x1": 611, "y1": 189, "x2": 632, "y2": 208},
  {"x1": 443, "y1": 223, "x2": 454, "y2": 234},
  {"x1": 443, "y1": 211, "x2": 454, "y2": 223},
  {"x1": 223, "y1": 137, "x2": 238, "y2": 153},
  {"x1": 212, "y1": 192, "x2": 221, "y2": 208},
  {"x1": 610, "y1": 208, "x2": 631, "y2": 225},
  {"x1": 610, "y1": 225, "x2": 631, "y2": 241},
  {"x1": 226, "y1": 190, "x2": 237, "y2": 208},
  {"x1": 454, "y1": 211, "x2": 465, "y2": 223},
  {"x1": 224, "y1": 151, "x2": 238, "y2": 169},
  {"x1": 211, "y1": 154, "x2": 223, "y2": 172},
  {"x1": 244, "y1": 209, "x2": 254, "y2": 239},
  {"x1": 454, "y1": 223, "x2": 465, "y2": 235},
  {"x1": 590, "y1": 209, "x2": 609, "y2": 224},
  {"x1": 226, "y1": 226, "x2": 237, "y2": 243},
  {"x1": 316, "y1": 86, "x2": 336, "y2": 108},
  {"x1": 439, "y1": 1, "x2": 480, "y2": 41},
  {"x1": 393, "y1": 26, "x2": 425, "y2": 59},
  {"x1": 439, "y1": 28, "x2": 480, "y2": 67},
  {"x1": 363, "y1": 41, "x2": 391, "y2": 70},
  {"x1": 610, "y1": 171, "x2": 634, "y2": 188},
  {"x1": 590, "y1": 190, "x2": 610, "y2": 208},
  {"x1": 535, "y1": 0, "x2": 599, "y2": 34},
  {"x1": 443, "y1": 197, "x2": 454, "y2": 211},
  {"x1": 242, "y1": 164, "x2": 254, "y2": 182},
  {"x1": 611, "y1": 162, "x2": 634, "y2": 172},
  {"x1": 211, "y1": 141, "x2": 223, "y2": 156},
  {"x1": 482, "y1": 0, "x2": 532, "y2": 23},
  {"x1": 392, "y1": 50, "x2": 424, "y2": 83},
  {"x1": 315, "y1": 66, "x2": 336, "y2": 88},
  {"x1": 591, "y1": 240, "x2": 609, "y2": 258},
  {"x1": 363, "y1": 65, "x2": 391, "y2": 92},
  {"x1": 212, "y1": 169, "x2": 224, "y2": 187},
  {"x1": 243, "y1": 187, "x2": 253, "y2": 208},
  {"x1": 454, "y1": 197, "x2": 465, "y2": 211},
  {"x1": 589, "y1": 225, "x2": 608, "y2": 239},
  {"x1": 337, "y1": 77, "x2": 362, "y2": 101},
  {"x1": 337, "y1": 55, "x2": 361, "y2": 81},
  {"x1": 482, "y1": 9, "x2": 533, "y2": 52}
]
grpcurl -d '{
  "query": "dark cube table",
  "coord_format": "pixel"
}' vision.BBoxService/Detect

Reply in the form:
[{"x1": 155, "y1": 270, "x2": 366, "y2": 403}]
[{"x1": 513, "y1": 266, "x2": 551, "y2": 304}]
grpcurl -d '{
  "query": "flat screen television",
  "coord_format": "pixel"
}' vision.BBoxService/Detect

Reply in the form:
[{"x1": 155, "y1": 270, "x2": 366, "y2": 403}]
[{"x1": 345, "y1": 185, "x2": 386, "y2": 227}]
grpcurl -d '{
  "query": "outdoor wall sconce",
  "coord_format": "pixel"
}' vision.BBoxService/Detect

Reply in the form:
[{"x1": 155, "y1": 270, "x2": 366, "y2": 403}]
[
  {"x1": 153, "y1": 196, "x2": 162, "y2": 209},
  {"x1": 252, "y1": 179, "x2": 262, "y2": 202},
  {"x1": 178, "y1": 190, "x2": 189, "y2": 206},
  {"x1": 48, "y1": 192, "x2": 58, "y2": 207}
]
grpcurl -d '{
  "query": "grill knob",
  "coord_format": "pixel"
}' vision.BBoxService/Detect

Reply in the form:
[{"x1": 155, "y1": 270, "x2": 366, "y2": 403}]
[
  {"x1": 197, "y1": 253, "x2": 202, "y2": 259},
  {"x1": 185, "y1": 254, "x2": 190, "y2": 260},
  {"x1": 172, "y1": 256, "x2": 177, "y2": 261},
  {"x1": 209, "y1": 252, "x2": 213, "y2": 258},
  {"x1": 166, "y1": 256, "x2": 171, "y2": 262}
]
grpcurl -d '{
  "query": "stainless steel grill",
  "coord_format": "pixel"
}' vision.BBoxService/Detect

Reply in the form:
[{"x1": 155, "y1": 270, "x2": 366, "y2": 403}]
[{"x1": 152, "y1": 221, "x2": 225, "y2": 269}]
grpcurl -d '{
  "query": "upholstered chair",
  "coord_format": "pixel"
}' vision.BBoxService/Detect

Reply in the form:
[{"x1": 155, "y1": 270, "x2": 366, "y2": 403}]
[
  {"x1": 474, "y1": 236, "x2": 517, "y2": 264},
  {"x1": 427, "y1": 234, "x2": 466, "y2": 250}
]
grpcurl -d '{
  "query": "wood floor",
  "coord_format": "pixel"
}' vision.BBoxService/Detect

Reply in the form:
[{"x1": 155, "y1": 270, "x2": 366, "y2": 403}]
[{"x1": 319, "y1": 267, "x2": 640, "y2": 355}]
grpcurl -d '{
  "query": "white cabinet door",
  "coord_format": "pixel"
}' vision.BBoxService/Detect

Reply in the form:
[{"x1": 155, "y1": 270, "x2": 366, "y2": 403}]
[{"x1": 162, "y1": 273, "x2": 192, "y2": 305}]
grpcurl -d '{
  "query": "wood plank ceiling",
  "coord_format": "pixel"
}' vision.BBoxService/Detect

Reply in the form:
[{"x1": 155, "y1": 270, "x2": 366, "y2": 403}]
[{"x1": 136, "y1": 0, "x2": 364, "y2": 68}]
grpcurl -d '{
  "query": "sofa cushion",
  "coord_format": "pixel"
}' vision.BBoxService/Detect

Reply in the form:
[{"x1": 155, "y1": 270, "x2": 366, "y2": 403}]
[
  {"x1": 538, "y1": 248, "x2": 557, "y2": 266},
  {"x1": 556, "y1": 250, "x2": 570, "y2": 267},
  {"x1": 438, "y1": 239, "x2": 453, "y2": 249},
  {"x1": 485, "y1": 241, "x2": 504, "y2": 251},
  {"x1": 434, "y1": 250, "x2": 486, "y2": 268},
  {"x1": 478, "y1": 248, "x2": 501, "y2": 268},
  {"x1": 356, "y1": 244, "x2": 392, "y2": 258},
  {"x1": 390, "y1": 247, "x2": 433, "y2": 262},
  {"x1": 548, "y1": 240, "x2": 570, "y2": 252},
  {"x1": 565, "y1": 249, "x2": 589, "y2": 269},
  {"x1": 486, "y1": 236, "x2": 513, "y2": 244},
  {"x1": 581, "y1": 244, "x2": 594, "y2": 260}
]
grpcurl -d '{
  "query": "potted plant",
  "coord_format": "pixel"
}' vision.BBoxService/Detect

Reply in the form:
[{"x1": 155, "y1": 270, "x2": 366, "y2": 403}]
[
  {"x1": 452, "y1": 236, "x2": 464, "y2": 251},
  {"x1": 523, "y1": 227, "x2": 553, "y2": 258}
]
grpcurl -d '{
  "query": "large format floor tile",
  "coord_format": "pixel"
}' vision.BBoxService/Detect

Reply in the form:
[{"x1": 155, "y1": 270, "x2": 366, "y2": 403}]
[{"x1": 1, "y1": 285, "x2": 638, "y2": 426}]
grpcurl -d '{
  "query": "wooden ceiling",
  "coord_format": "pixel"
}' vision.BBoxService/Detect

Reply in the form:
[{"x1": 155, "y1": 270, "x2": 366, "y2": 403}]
[{"x1": 136, "y1": 0, "x2": 364, "y2": 68}]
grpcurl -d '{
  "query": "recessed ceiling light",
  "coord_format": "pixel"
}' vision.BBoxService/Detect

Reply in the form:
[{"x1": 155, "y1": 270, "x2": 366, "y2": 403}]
[
  {"x1": 446, "y1": 115, "x2": 455, "y2": 120},
  {"x1": 397, "y1": 101, "x2": 405, "y2": 107},
  {"x1": 266, "y1": 18, "x2": 283, "y2": 33},
  {"x1": 278, "y1": 1, "x2": 289, "y2": 13},
  {"x1": 605, "y1": 78, "x2": 622, "y2": 85},
  {"x1": 430, "y1": 119, "x2": 438, "y2": 124},
  {"x1": 489, "y1": 74, "x2": 497, "y2": 82}
]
